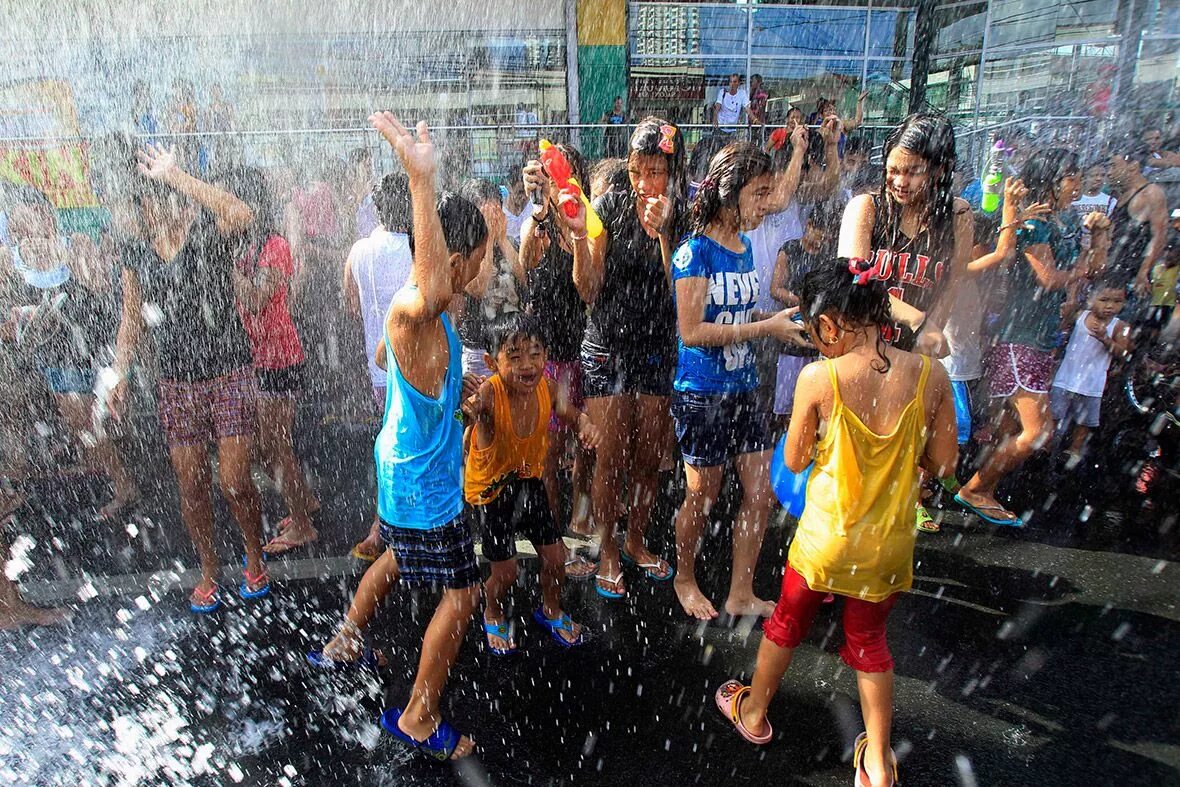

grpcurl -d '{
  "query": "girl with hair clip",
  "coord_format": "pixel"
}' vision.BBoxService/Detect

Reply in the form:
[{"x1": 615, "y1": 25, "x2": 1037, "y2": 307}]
[
  {"x1": 715, "y1": 259, "x2": 958, "y2": 787},
  {"x1": 956, "y1": 148, "x2": 1111, "y2": 526},
  {"x1": 556, "y1": 117, "x2": 684, "y2": 599},
  {"x1": 668, "y1": 142, "x2": 808, "y2": 620}
]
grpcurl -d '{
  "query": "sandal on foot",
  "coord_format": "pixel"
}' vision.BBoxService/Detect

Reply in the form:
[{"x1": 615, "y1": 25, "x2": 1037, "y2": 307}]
[
  {"x1": 853, "y1": 732, "x2": 899, "y2": 787},
  {"x1": 351, "y1": 543, "x2": 381, "y2": 563},
  {"x1": 190, "y1": 584, "x2": 221, "y2": 614},
  {"x1": 532, "y1": 608, "x2": 584, "y2": 648},
  {"x1": 953, "y1": 494, "x2": 1023, "y2": 527},
  {"x1": 564, "y1": 553, "x2": 597, "y2": 580},
  {"x1": 264, "y1": 524, "x2": 319, "y2": 555},
  {"x1": 240, "y1": 569, "x2": 271, "y2": 600},
  {"x1": 714, "y1": 680, "x2": 772, "y2": 745},
  {"x1": 620, "y1": 550, "x2": 675, "y2": 582},
  {"x1": 306, "y1": 646, "x2": 385, "y2": 671},
  {"x1": 915, "y1": 505, "x2": 940, "y2": 533},
  {"x1": 483, "y1": 619, "x2": 517, "y2": 656},
  {"x1": 595, "y1": 572, "x2": 626, "y2": 600},
  {"x1": 379, "y1": 707, "x2": 466, "y2": 762}
]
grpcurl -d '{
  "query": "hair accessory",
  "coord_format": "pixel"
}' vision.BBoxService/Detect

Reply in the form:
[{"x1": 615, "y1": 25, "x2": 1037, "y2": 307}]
[
  {"x1": 847, "y1": 257, "x2": 878, "y2": 286},
  {"x1": 699, "y1": 176, "x2": 717, "y2": 191},
  {"x1": 658, "y1": 124, "x2": 676, "y2": 154}
]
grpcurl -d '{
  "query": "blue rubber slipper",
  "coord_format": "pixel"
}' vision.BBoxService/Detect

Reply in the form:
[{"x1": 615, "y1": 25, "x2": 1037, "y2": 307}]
[
  {"x1": 620, "y1": 551, "x2": 675, "y2": 582},
  {"x1": 595, "y1": 572, "x2": 625, "y2": 600},
  {"x1": 380, "y1": 707, "x2": 464, "y2": 762},
  {"x1": 306, "y1": 647, "x2": 384, "y2": 671},
  {"x1": 240, "y1": 569, "x2": 271, "y2": 600},
  {"x1": 190, "y1": 584, "x2": 221, "y2": 614},
  {"x1": 482, "y1": 619, "x2": 517, "y2": 656},
  {"x1": 953, "y1": 494, "x2": 1024, "y2": 527},
  {"x1": 532, "y1": 608, "x2": 584, "y2": 648}
]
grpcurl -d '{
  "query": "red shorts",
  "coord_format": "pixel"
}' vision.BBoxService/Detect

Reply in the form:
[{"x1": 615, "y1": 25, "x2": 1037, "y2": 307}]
[
  {"x1": 157, "y1": 366, "x2": 257, "y2": 448},
  {"x1": 544, "y1": 360, "x2": 584, "y2": 433},
  {"x1": 763, "y1": 565, "x2": 899, "y2": 673},
  {"x1": 986, "y1": 342, "x2": 1055, "y2": 398}
]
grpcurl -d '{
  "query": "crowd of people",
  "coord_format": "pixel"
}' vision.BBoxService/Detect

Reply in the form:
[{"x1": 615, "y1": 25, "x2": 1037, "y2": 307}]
[{"x1": 1, "y1": 94, "x2": 1177, "y2": 783}]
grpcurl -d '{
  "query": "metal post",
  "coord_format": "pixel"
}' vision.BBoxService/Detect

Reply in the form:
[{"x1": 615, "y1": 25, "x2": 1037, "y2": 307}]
[
  {"x1": 972, "y1": 0, "x2": 995, "y2": 176},
  {"x1": 565, "y1": 0, "x2": 581, "y2": 149}
]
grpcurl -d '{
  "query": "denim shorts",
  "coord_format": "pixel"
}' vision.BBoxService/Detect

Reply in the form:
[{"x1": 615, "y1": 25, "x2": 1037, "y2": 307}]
[
  {"x1": 581, "y1": 341, "x2": 674, "y2": 399},
  {"x1": 44, "y1": 367, "x2": 94, "y2": 395},
  {"x1": 671, "y1": 389, "x2": 772, "y2": 467}
]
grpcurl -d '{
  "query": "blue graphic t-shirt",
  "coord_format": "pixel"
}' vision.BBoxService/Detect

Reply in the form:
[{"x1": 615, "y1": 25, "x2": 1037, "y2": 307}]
[{"x1": 671, "y1": 234, "x2": 760, "y2": 394}]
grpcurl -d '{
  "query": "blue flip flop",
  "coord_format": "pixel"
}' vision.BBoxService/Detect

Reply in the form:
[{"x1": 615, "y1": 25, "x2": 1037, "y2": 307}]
[
  {"x1": 379, "y1": 707, "x2": 464, "y2": 762},
  {"x1": 240, "y1": 569, "x2": 271, "y2": 600},
  {"x1": 482, "y1": 619, "x2": 517, "y2": 656},
  {"x1": 190, "y1": 584, "x2": 221, "y2": 614},
  {"x1": 532, "y1": 608, "x2": 584, "y2": 648},
  {"x1": 953, "y1": 494, "x2": 1024, "y2": 527},
  {"x1": 595, "y1": 572, "x2": 625, "y2": 600},
  {"x1": 306, "y1": 647, "x2": 384, "y2": 671},
  {"x1": 620, "y1": 551, "x2": 675, "y2": 582}
]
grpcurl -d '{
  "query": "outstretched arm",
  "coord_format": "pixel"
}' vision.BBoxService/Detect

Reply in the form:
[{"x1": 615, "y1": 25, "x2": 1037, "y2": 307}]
[{"x1": 137, "y1": 144, "x2": 252, "y2": 235}]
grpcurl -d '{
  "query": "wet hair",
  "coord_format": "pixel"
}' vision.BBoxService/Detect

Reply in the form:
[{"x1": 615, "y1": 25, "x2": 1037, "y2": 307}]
[
  {"x1": 687, "y1": 133, "x2": 734, "y2": 185},
  {"x1": 544, "y1": 141, "x2": 589, "y2": 192},
  {"x1": 798, "y1": 258, "x2": 893, "y2": 372},
  {"x1": 877, "y1": 113, "x2": 958, "y2": 265},
  {"x1": 217, "y1": 167, "x2": 275, "y2": 248},
  {"x1": 690, "y1": 142, "x2": 772, "y2": 235},
  {"x1": 437, "y1": 191, "x2": 488, "y2": 257},
  {"x1": 373, "y1": 173, "x2": 411, "y2": 234},
  {"x1": 805, "y1": 200, "x2": 844, "y2": 235},
  {"x1": 1019, "y1": 148, "x2": 1080, "y2": 206},
  {"x1": 460, "y1": 178, "x2": 503, "y2": 208},
  {"x1": 628, "y1": 116, "x2": 686, "y2": 200},
  {"x1": 816, "y1": 97, "x2": 836, "y2": 114},
  {"x1": 1111, "y1": 143, "x2": 1150, "y2": 169},
  {"x1": 589, "y1": 157, "x2": 629, "y2": 196},
  {"x1": 486, "y1": 310, "x2": 545, "y2": 357},
  {"x1": 1090, "y1": 274, "x2": 1129, "y2": 297}
]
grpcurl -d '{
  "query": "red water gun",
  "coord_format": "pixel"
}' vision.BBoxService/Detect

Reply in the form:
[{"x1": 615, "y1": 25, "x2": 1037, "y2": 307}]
[{"x1": 539, "y1": 139, "x2": 603, "y2": 238}]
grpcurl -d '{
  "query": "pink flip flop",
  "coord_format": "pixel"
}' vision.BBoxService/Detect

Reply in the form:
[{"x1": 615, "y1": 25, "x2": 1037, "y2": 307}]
[
  {"x1": 714, "y1": 680, "x2": 773, "y2": 745},
  {"x1": 853, "y1": 732, "x2": 900, "y2": 787}
]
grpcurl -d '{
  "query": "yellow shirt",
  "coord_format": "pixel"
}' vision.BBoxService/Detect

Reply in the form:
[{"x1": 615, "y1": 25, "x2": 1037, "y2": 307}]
[
  {"x1": 464, "y1": 374, "x2": 550, "y2": 505},
  {"x1": 787, "y1": 356, "x2": 931, "y2": 601},
  {"x1": 1151, "y1": 262, "x2": 1178, "y2": 307}
]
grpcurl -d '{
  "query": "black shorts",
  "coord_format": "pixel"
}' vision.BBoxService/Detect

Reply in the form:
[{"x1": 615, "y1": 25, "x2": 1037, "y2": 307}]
[
  {"x1": 379, "y1": 515, "x2": 480, "y2": 590},
  {"x1": 581, "y1": 341, "x2": 674, "y2": 399},
  {"x1": 467, "y1": 478, "x2": 562, "y2": 563},
  {"x1": 672, "y1": 389, "x2": 773, "y2": 467},
  {"x1": 256, "y1": 363, "x2": 305, "y2": 397}
]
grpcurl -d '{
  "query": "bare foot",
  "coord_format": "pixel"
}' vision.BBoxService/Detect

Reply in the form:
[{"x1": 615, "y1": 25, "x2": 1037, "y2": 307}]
[
  {"x1": 483, "y1": 615, "x2": 515, "y2": 652},
  {"x1": 322, "y1": 625, "x2": 387, "y2": 666},
  {"x1": 351, "y1": 533, "x2": 384, "y2": 561},
  {"x1": 596, "y1": 551, "x2": 626, "y2": 597},
  {"x1": 0, "y1": 599, "x2": 71, "y2": 629},
  {"x1": 723, "y1": 595, "x2": 776, "y2": 618},
  {"x1": 397, "y1": 714, "x2": 474, "y2": 760},
  {"x1": 674, "y1": 576, "x2": 718, "y2": 620}
]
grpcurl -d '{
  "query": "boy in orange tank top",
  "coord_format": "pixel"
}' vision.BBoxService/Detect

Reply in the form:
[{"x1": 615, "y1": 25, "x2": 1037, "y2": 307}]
[{"x1": 464, "y1": 313, "x2": 601, "y2": 654}]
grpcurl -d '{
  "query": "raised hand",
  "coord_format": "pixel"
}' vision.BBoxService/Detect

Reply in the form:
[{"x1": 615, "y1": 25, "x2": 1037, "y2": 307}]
[
  {"x1": 557, "y1": 192, "x2": 587, "y2": 236},
  {"x1": 369, "y1": 112, "x2": 436, "y2": 181},
  {"x1": 522, "y1": 160, "x2": 549, "y2": 201},
  {"x1": 790, "y1": 123, "x2": 809, "y2": 152},
  {"x1": 819, "y1": 115, "x2": 842, "y2": 144},
  {"x1": 136, "y1": 144, "x2": 180, "y2": 181},
  {"x1": 640, "y1": 194, "x2": 672, "y2": 239}
]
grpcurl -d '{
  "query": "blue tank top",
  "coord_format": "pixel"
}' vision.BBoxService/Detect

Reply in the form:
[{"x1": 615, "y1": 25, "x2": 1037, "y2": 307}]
[{"x1": 375, "y1": 311, "x2": 465, "y2": 530}]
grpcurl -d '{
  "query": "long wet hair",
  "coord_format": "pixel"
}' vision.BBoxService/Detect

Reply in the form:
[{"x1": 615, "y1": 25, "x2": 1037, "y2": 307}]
[
  {"x1": 218, "y1": 167, "x2": 276, "y2": 254},
  {"x1": 876, "y1": 113, "x2": 957, "y2": 262},
  {"x1": 373, "y1": 172, "x2": 411, "y2": 234},
  {"x1": 689, "y1": 142, "x2": 772, "y2": 236},
  {"x1": 628, "y1": 116, "x2": 686, "y2": 201},
  {"x1": 1020, "y1": 148, "x2": 1080, "y2": 208},
  {"x1": 799, "y1": 258, "x2": 893, "y2": 372}
]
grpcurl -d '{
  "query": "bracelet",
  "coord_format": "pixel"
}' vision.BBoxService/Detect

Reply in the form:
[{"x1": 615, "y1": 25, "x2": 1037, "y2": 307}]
[
  {"x1": 999, "y1": 221, "x2": 1023, "y2": 232},
  {"x1": 570, "y1": 231, "x2": 588, "y2": 242}
]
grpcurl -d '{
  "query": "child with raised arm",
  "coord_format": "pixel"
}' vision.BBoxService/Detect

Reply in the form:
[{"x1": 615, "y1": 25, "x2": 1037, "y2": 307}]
[
  {"x1": 465, "y1": 312, "x2": 600, "y2": 654},
  {"x1": 310, "y1": 113, "x2": 488, "y2": 762},
  {"x1": 715, "y1": 260, "x2": 958, "y2": 787}
]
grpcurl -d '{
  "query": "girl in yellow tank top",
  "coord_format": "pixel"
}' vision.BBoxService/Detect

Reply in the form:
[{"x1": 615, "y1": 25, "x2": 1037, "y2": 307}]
[{"x1": 715, "y1": 259, "x2": 958, "y2": 787}]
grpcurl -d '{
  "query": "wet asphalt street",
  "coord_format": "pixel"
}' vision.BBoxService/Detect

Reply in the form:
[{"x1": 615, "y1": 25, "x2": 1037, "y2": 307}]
[{"x1": 2, "y1": 415, "x2": 1178, "y2": 786}]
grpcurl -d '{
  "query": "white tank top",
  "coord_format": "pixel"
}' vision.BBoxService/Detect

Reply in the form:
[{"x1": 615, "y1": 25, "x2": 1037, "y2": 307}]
[
  {"x1": 748, "y1": 202, "x2": 803, "y2": 313},
  {"x1": 1052, "y1": 310, "x2": 1116, "y2": 398},
  {"x1": 350, "y1": 228, "x2": 413, "y2": 388}
]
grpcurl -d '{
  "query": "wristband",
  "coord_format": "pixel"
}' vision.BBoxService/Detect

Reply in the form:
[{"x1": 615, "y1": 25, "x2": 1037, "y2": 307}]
[{"x1": 570, "y1": 231, "x2": 588, "y2": 242}]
